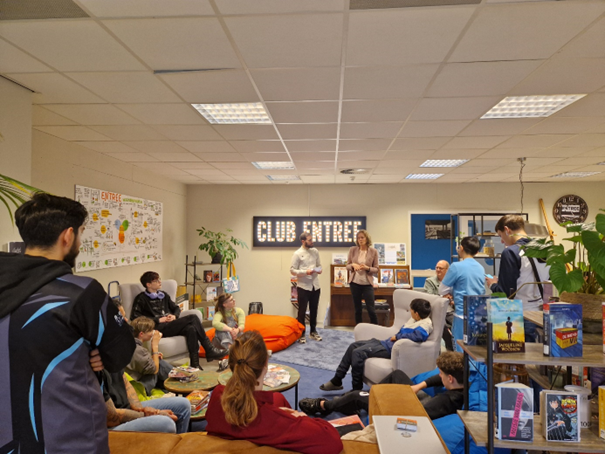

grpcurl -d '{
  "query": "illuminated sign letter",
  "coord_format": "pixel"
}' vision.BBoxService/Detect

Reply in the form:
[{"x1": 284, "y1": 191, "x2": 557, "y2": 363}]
[
  {"x1": 257, "y1": 221, "x2": 267, "y2": 242},
  {"x1": 352, "y1": 221, "x2": 362, "y2": 239},
  {"x1": 302, "y1": 221, "x2": 311, "y2": 235},
  {"x1": 267, "y1": 221, "x2": 275, "y2": 242},
  {"x1": 312, "y1": 222, "x2": 322, "y2": 242},
  {"x1": 344, "y1": 221, "x2": 352, "y2": 242},
  {"x1": 333, "y1": 222, "x2": 343, "y2": 242},
  {"x1": 323, "y1": 221, "x2": 332, "y2": 242},
  {"x1": 276, "y1": 221, "x2": 286, "y2": 242},
  {"x1": 286, "y1": 221, "x2": 296, "y2": 242}
]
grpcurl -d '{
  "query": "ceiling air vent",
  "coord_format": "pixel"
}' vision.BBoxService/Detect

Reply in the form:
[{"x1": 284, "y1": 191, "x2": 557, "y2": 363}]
[
  {"x1": 0, "y1": 0, "x2": 89, "y2": 20},
  {"x1": 340, "y1": 168, "x2": 370, "y2": 175},
  {"x1": 350, "y1": 0, "x2": 481, "y2": 9}
]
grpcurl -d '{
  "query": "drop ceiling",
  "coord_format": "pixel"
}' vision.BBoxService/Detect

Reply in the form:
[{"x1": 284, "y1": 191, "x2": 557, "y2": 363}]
[{"x1": 1, "y1": 0, "x2": 605, "y2": 184}]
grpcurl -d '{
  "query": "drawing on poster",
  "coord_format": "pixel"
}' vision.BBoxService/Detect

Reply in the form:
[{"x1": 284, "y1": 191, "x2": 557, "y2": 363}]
[{"x1": 74, "y1": 185, "x2": 163, "y2": 272}]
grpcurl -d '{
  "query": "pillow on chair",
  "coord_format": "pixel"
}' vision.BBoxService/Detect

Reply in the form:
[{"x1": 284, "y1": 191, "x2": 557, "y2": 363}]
[{"x1": 199, "y1": 314, "x2": 304, "y2": 357}]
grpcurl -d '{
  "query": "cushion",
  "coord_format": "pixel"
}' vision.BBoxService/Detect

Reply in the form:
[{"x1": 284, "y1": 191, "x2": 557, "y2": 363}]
[{"x1": 199, "y1": 314, "x2": 304, "y2": 357}]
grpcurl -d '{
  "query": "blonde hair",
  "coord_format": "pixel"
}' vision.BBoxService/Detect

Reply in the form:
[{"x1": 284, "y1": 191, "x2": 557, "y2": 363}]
[
  {"x1": 131, "y1": 317, "x2": 155, "y2": 338},
  {"x1": 214, "y1": 293, "x2": 236, "y2": 322},
  {"x1": 355, "y1": 229, "x2": 372, "y2": 247},
  {"x1": 220, "y1": 331, "x2": 268, "y2": 427}
]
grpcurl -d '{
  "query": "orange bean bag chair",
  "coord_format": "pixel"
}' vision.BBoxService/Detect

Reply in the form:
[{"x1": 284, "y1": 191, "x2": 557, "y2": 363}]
[{"x1": 199, "y1": 314, "x2": 304, "y2": 358}]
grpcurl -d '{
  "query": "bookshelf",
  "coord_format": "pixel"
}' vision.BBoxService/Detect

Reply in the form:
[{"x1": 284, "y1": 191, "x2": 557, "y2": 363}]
[{"x1": 184, "y1": 255, "x2": 223, "y2": 308}]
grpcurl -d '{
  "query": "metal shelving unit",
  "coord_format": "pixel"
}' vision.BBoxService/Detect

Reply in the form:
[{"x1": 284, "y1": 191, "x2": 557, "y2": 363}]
[{"x1": 184, "y1": 254, "x2": 223, "y2": 308}]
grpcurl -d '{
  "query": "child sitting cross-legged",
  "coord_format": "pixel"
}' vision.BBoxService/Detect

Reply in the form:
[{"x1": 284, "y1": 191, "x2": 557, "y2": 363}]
[{"x1": 320, "y1": 298, "x2": 433, "y2": 391}]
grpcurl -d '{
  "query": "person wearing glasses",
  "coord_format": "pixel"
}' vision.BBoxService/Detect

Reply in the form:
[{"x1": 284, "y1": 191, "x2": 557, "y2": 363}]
[
  {"x1": 131, "y1": 271, "x2": 226, "y2": 370},
  {"x1": 212, "y1": 293, "x2": 246, "y2": 350},
  {"x1": 424, "y1": 260, "x2": 454, "y2": 351}
]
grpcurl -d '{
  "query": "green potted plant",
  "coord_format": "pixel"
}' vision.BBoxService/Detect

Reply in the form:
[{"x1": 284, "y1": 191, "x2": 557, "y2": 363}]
[
  {"x1": 197, "y1": 227, "x2": 248, "y2": 265},
  {"x1": 522, "y1": 209, "x2": 605, "y2": 332},
  {"x1": 1, "y1": 173, "x2": 38, "y2": 224}
]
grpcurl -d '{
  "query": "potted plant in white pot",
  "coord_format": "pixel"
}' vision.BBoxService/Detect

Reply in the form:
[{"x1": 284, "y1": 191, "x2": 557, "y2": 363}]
[{"x1": 196, "y1": 227, "x2": 248, "y2": 265}]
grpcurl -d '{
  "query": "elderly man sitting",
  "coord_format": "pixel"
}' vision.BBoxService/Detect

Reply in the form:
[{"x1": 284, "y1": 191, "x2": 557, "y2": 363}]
[{"x1": 425, "y1": 260, "x2": 454, "y2": 351}]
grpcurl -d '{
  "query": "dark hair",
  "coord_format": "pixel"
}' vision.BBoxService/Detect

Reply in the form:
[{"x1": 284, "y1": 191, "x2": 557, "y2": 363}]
[
  {"x1": 15, "y1": 192, "x2": 88, "y2": 249},
  {"x1": 140, "y1": 271, "x2": 159, "y2": 288},
  {"x1": 460, "y1": 236, "x2": 481, "y2": 256},
  {"x1": 410, "y1": 298, "x2": 431, "y2": 319},
  {"x1": 495, "y1": 214, "x2": 525, "y2": 233},
  {"x1": 299, "y1": 232, "x2": 310, "y2": 242},
  {"x1": 436, "y1": 351, "x2": 464, "y2": 384},
  {"x1": 131, "y1": 317, "x2": 155, "y2": 337}
]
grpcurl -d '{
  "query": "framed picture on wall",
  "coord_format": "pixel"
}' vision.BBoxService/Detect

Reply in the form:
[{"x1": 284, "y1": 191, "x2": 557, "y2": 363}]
[
  {"x1": 381, "y1": 269, "x2": 394, "y2": 284},
  {"x1": 395, "y1": 269, "x2": 410, "y2": 285}
]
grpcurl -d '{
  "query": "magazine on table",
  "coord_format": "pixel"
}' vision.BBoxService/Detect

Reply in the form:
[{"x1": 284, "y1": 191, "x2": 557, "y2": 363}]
[{"x1": 264, "y1": 365, "x2": 290, "y2": 388}]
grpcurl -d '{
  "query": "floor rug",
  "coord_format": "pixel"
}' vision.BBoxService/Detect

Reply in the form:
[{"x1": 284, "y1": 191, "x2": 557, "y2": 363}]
[{"x1": 271, "y1": 328, "x2": 355, "y2": 372}]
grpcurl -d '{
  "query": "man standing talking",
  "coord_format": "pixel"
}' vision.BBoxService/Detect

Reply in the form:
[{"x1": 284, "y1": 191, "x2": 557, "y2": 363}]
[{"x1": 290, "y1": 232, "x2": 322, "y2": 344}]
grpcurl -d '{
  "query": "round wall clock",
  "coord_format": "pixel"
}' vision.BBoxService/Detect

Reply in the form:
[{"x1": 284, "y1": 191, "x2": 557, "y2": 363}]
[{"x1": 553, "y1": 194, "x2": 588, "y2": 224}]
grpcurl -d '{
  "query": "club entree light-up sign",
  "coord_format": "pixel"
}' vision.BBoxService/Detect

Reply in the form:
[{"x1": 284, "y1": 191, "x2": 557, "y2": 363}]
[{"x1": 253, "y1": 216, "x2": 366, "y2": 248}]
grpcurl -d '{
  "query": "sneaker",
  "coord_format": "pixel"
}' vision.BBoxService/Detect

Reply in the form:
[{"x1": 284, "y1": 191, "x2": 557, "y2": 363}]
[
  {"x1": 299, "y1": 398, "x2": 328, "y2": 416},
  {"x1": 298, "y1": 336, "x2": 307, "y2": 344},
  {"x1": 309, "y1": 331, "x2": 322, "y2": 341},
  {"x1": 319, "y1": 380, "x2": 343, "y2": 391},
  {"x1": 217, "y1": 358, "x2": 229, "y2": 372}
]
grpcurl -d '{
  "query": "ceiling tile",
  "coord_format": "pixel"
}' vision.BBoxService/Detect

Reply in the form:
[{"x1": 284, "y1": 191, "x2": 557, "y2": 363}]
[
  {"x1": 76, "y1": 142, "x2": 140, "y2": 154},
  {"x1": 216, "y1": 0, "x2": 345, "y2": 14},
  {"x1": 450, "y1": 166, "x2": 500, "y2": 174},
  {"x1": 192, "y1": 153, "x2": 246, "y2": 162},
  {"x1": 67, "y1": 72, "x2": 182, "y2": 103},
  {"x1": 34, "y1": 126, "x2": 110, "y2": 141},
  {"x1": 341, "y1": 99, "x2": 417, "y2": 122},
  {"x1": 497, "y1": 134, "x2": 573, "y2": 148},
  {"x1": 90, "y1": 125, "x2": 167, "y2": 141},
  {"x1": 146, "y1": 152, "x2": 201, "y2": 162},
  {"x1": 347, "y1": 8, "x2": 475, "y2": 65},
  {"x1": 153, "y1": 125, "x2": 223, "y2": 141},
  {"x1": 103, "y1": 17, "x2": 241, "y2": 70},
  {"x1": 32, "y1": 106, "x2": 76, "y2": 126},
  {"x1": 443, "y1": 136, "x2": 509, "y2": 149},
  {"x1": 554, "y1": 93, "x2": 605, "y2": 118},
  {"x1": 340, "y1": 122, "x2": 403, "y2": 139},
  {"x1": 117, "y1": 104, "x2": 204, "y2": 125},
  {"x1": 44, "y1": 104, "x2": 140, "y2": 125},
  {"x1": 336, "y1": 160, "x2": 378, "y2": 169},
  {"x1": 251, "y1": 67, "x2": 341, "y2": 102},
  {"x1": 344, "y1": 65, "x2": 438, "y2": 99},
  {"x1": 522, "y1": 117, "x2": 605, "y2": 135},
  {"x1": 499, "y1": 157, "x2": 564, "y2": 168},
  {"x1": 79, "y1": 0, "x2": 215, "y2": 17},
  {"x1": 104, "y1": 152, "x2": 150, "y2": 162},
  {"x1": 6, "y1": 73, "x2": 104, "y2": 104},
  {"x1": 160, "y1": 70, "x2": 258, "y2": 103},
  {"x1": 462, "y1": 158, "x2": 514, "y2": 167},
  {"x1": 368, "y1": 175, "x2": 404, "y2": 182},
  {"x1": 212, "y1": 125, "x2": 278, "y2": 140},
  {"x1": 390, "y1": 137, "x2": 449, "y2": 150},
  {"x1": 557, "y1": 16, "x2": 605, "y2": 59},
  {"x1": 228, "y1": 141, "x2": 284, "y2": 152},
  {"x1": 337, "y1": 151, "x2": 385, "y2": 161},
  {"x1": 479, "y1": 148, "x2": 544, "y2": 158},
  {"x1": 133, "y1": 163, "x2": 189, "y2": 175},
  {"x1": 0, "y1": 20, "x2": 145, "y2": 71},
  {"x1": 429, "y1": 148, "x2": 486, "y2": 160},
  {"x1": 267, "y1": 101, "x2": 339, "y2": 123},
  {"x1": 399, "y1": 120, "x2": 470, "y2": 138},
  {"x1": 171, "y1": 162, "x2": 214, "y2": 170},
  {"x1": 290, "y1": 151, "x2": 336, "y2": 161},
  {"x1": 339, "y1": 139, "x2": 392, "y2": 151},
  {"x1": 532, "y1": 147, "x2": 594, "y2": 158},
  {"x1": 178, "y1": 141, "x2": 237, "y2": 153},
  {"x1": 277, "y1": 123, "x2": 337, "y2": 140},
  {"x1": 224, "y1": 14, "x2": 343, "y2": 68},
  {"x1": 427, "y1": 61, "x2": 542, "y2": 97},
  {"x1": 557, "y1": 134, "x2": 605, "y2": 148},
  {"x1": 410, "y1": 97, "x2": 501, "y2": 121},
  {"x1": 210, "y1": 162, "x2": 257, "y2": 170},
  {"x1": 578, "y1": 147, "x2": 605, "y2": 157},
  {"x1": 458, "y1": 118, "x2": 540, "y2": 136},
  {"x1": 294, "y1": 161, "x2": 335, "y2": 169},
  {"x1": 0, "y1": 39, "x2": 50, "y2": 73},
  {"x1": 285, "y1": 140, "x2": 336, "y2": 152},
  {"x1": 382, "y1": 151, "x2": 434, "y2": 161},
  {"x1": 240, "y1": 152, "x2": 290, "y2": 161},
  {"x1": 450, "y1": 1, "x2": 605, "y2": 62},
  {"x1": 124, "y1": 141, "x2": 189, "y2": 153}
]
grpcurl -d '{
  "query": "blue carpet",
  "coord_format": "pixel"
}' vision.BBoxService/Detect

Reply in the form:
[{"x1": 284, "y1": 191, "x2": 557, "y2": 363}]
[{"x1": 271, "y1": 328, "x2": 355, "y2": 371}]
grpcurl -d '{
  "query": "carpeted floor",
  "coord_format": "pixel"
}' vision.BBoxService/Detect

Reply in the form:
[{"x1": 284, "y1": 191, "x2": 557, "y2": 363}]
[{"x1": 271, "y1": 328, "x2": 355, "y2": 371}]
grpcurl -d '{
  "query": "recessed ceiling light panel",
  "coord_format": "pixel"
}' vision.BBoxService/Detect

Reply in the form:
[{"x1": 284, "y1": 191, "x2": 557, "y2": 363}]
[
  {"x1": 420, "y1": 159, "x2": 468, "y2": 168},
  {"x1": 252, "y1": 161, "x2": 295, "y2": 170},
  {"x1": 266, "y1": 175, "x2": 300, "y2": 181},
  {"x1": 405, "y1": 173, "x2": 443, "y2": 180},
  {"x1": 551, "y1": 171, "x2": 600, "y2": 179},
  {"x1": 192, "y1": 102, "x2": 271, "y2": 124},
  {"x1": 481, "y1": 95, "x2": 586, "y2": 119}
]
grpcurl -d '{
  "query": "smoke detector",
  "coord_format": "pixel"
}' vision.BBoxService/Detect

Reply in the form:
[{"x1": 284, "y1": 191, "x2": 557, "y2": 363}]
[{"x1": 340, "y1": 168, "x2": 370, "y2": 175}]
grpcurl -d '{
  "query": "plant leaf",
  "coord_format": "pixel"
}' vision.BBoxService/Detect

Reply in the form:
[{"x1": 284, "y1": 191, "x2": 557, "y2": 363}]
[
  {"x1": 549, "y1": 264, "x2": 584, "y2": 293},
  {"x1": 562, "y1": 236, "x2": 583, "y2": 243},
  {"x1": 595, "y1": 213, "x2": 605, "y2": 236}
]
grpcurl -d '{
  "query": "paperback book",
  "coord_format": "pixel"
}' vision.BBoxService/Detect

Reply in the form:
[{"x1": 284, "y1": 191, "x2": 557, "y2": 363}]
[
  {"x1": 207, "y1": 306, "x2": 215, "y2": 320},
  {"x1": 187, "y1": 390, "x2": 210, "y2": 414},
  {"x1": 381, "y1": 269, "x2": 394, "y2": 284},
  {"x1": 206, "y1": 287, "x2": 217, "y2": 302},
  {"x1": 543, "y1": 302, "x2": 583, "y2": 357},
  {"x1": 495, "y1": 382, "x2": 533, "y2": 442},
  {"x1": 540, "y1": 391, "x2": 580, "y2": 442},
  {"x1": 203, "y1": 270, "x2": 213, "y2": 283},
  {"x1": 463, "y1": 295, "x2": 489, "y2": 346},
  {"x1": 487, "y1": 298, "x2": 525, "y2": 353},
  {"x1": 395, "y1": 269, "x2": 410, "y2": 285},
  {"x1": 333, "y1": 266, "x2": 347, "y2": 286},
  {"x1": 329, "y1": 414, "x2": 365, "y2": 437},
  {"x1": 599, "y1": 385, "x2": 605, "y2": 440}
]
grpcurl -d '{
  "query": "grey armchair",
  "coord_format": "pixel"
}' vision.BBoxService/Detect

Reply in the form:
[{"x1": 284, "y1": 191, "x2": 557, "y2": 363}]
[
  {"x1": 354, "y1": 289, "x2": 449, "y2": 385},
  {"x1": 119, "y1": 279, "x2": 205, "y2": 366}
]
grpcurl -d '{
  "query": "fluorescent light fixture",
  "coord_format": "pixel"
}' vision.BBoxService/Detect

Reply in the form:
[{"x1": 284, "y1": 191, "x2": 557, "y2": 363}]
[
  {"x1": 191, "y1": 102, "x2": 271, "y2": 124},
  {"x1": 420, "y1": 159, "x2": 468, "y2": 168},
  {"x1": 481, "y1": 95, "x2": 586, "y2": 119},
  {"x1": 405, "y1": 173, "x2": 443, "y2": 180},
  {"x1": 266, "y1": 175, "x2": 300, "y2": 181},
  {"x1": 252, "y1": 161, "x2": 295, "y2": 170},
  {"x1": 551, "y1": 171, "x2": 601, "y2": 178}
]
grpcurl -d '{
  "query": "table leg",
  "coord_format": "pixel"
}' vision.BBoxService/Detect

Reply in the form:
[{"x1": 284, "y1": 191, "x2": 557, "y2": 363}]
[{"x1": 295, "y1": 382, "x2": 299, "y2": 410}]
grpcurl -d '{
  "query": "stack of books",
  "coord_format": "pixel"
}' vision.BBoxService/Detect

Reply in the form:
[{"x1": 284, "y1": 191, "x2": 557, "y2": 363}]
[{"x1": 187, "y1": 390, "x2": 211, "y2": 414}]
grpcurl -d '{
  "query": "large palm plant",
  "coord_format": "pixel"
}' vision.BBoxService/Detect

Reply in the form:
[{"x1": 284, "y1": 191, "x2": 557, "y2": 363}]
[{"x1": 0, "y1": 173, "x2": 38, "y2": 225}]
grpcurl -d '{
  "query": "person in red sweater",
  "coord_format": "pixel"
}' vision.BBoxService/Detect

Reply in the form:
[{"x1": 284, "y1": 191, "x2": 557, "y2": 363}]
[{"x1": 206, "y1": 331, "x2": 342, "y2": 454}]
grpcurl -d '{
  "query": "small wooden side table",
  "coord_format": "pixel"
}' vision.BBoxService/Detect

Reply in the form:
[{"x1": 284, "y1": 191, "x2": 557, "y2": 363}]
[{"x1": 164, "y1": 369, "x2": 220, "y2": 395}]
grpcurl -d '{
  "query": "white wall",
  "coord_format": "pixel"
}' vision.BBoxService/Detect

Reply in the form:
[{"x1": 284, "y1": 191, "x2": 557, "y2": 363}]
[
  {"x1": 0, "y1": 77, "x2": 32, "y2": 248},
  {"x1": 31, "y1": 130, "x2": 187, "y2": 291},
  {"x1": 186, "y1": 182, "x2": 605, "y2": 320}
]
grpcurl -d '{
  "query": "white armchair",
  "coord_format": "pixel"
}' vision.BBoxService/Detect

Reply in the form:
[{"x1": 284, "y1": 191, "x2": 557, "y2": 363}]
[
  {"x1": 119, "y1": 279, "x2": 204, "y2": 366},
  {"x1": 354, "y1": 289, "x2": 449, "y2": 385}
]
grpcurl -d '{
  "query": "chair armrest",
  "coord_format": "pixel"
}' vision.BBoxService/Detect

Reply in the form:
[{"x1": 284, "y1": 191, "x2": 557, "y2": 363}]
[
  {"x1": 180, "y1": 309, "x2": 203, "y2": 323},
  {"x1": 354, "y1": 323, "x2": 398, "y2": 342},
  {"x1": 390, "y1": 339, "x2": 440, "y2": 377},
  {"x1": 369, "y1": 384, "x2": 426, "y2": 423}
]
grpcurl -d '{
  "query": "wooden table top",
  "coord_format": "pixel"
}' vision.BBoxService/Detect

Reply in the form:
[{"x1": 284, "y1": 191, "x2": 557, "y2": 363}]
[
  {"x1": 218, "y1": 363, "x2": 300, "y2": 393},
  {"x1": 163, "y1": 368, "x2": 220, "y2": 395}
]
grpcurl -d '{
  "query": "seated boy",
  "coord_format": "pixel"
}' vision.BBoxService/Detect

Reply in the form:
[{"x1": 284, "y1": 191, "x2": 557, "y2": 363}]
[
  {"x1": 303, "y1": 351, "x2": 464, "y2": 421},
  {"x1": 126, "y1": 316, "x2": 173, "y2": 395},
  {"x1": 320, "y1": 298, "x2": 433, "y2": 391}
]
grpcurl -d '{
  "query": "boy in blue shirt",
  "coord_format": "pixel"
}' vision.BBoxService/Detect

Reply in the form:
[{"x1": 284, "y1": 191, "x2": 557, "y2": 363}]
[
  {"x1": 440, "y1": 236, "x2": 485, "y2": 352},
  {"x1": 320, "y1": 299, "x2": 433, "y2": 391}
]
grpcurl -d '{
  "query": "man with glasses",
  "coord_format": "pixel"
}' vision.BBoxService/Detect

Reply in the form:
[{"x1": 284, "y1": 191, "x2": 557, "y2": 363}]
[
  {"x1": 131, "y1": 272, "x2": 226, "y2": 370},
  {"x1": 424, "y1": 260, "x2": 454, "y2": 351}
]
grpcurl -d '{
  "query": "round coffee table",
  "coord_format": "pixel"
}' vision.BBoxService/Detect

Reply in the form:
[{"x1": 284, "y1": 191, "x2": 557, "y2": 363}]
[
  {"x1": 218, "y1": 363, "x2": 301, "y2": 409},
  {"x1": 164, "y1": 369, "x2": 220, "y2": 395}
]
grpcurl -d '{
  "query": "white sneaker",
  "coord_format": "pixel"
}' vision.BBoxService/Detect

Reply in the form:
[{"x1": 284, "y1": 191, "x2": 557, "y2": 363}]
[
  {"x1": 298, "y1": 336, "x2": 307, "y2": 344},
  {"x1": 309, "y1": 331, "x2": 322, "y2": 341}
]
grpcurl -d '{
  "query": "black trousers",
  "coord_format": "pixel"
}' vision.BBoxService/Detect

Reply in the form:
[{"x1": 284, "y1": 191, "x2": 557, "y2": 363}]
[
  {"x1": 443, "y1": 312, "x2": 454, "y2": 351},
  {"x1": 349, "y1": 282, "x2": 377, "y2": 325},
  {"x1": 156, "y1": 314, "x2": 208, "y2": 367},
  {"x1": 332, "y1": 339, "x2": 390, "y2": 390},
  {"x1": 297, "y1": 286, "x2": 320, "y2": 334},
  {"x1": 325, "y1": 369, "x2": 413, "y2": 415}
]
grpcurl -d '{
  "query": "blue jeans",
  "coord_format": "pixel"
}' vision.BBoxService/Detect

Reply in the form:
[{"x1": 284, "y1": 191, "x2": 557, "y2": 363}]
[
  {"x1": 524, "y1": 320, "x2": 540, "y2": 343},
  {"x1": 110, "y1": 397, "x2": 191, "y2": 434}
]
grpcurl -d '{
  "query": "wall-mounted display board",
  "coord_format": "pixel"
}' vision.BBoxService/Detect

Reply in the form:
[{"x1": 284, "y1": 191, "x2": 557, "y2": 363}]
[
  {"x1": 253, "y1": 216, "x2": 366, "y2": 248},
  {"x1": 74, "y1": 185, "x2": 162, "y2": 272}
]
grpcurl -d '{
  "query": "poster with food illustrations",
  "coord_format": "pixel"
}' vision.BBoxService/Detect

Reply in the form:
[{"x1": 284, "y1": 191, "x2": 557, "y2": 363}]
[{"x1": 74, "y1": 185, "x2": 163, "y2": 272}]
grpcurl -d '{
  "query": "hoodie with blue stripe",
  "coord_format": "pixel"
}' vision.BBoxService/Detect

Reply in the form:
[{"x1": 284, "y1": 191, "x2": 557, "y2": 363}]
[{"x1": 380, "y1": 317, "x2": 433, "y2": 354}]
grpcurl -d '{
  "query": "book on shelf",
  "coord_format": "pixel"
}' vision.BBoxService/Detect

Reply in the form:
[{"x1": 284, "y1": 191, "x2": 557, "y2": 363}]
[
  {"x1": 540, "y1": 391, "x2": 580, "y2": 442},
  {"x1": 176, "y1": 293, "x2": 189, "y2": 312},
  {"x1": 380, "y1": 269, "x2": 394, "y2": 284},
  {"x1": 333, "y1": 266, "x2": 347, "y2": 286},
  {"x1": 463, "y1": 295, "x2": 489, "y2": 346},
  {"x1": 599, "y1": 385, "x2": 605, "y2": 440},
  {"x1": 197, "y1": 307, "x2": 206, "y2": 320},
  {"x1": 203, "y1": 270, "x2": 213, "y2": 283},
  {"x1": 206, "y1": 287, "x2": 217, "y2": 302},
  {"x1": 213, "y1": 271, "x2": 220, "y2": 282},
  {"x1": 487, "y1": 298, "x2": 525, "y2": 353},
  {"x1": 394, "y1": 269, "x2": 410, "y2": 285},
  {"x1": 495, "y1": 382, "x2": 533, "y2": 442},
  {"x1": 543, "y1": 302, "x2": 583, "y2": 357},
  {"x1": 207, "y1": 306, "x2": 215, "y2": 320}
]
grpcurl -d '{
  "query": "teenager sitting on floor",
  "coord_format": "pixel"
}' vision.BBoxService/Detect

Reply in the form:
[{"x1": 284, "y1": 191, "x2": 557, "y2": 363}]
[
  {"x1": 212, "y1": 293, "x2": 245, "y2": 350},
  {"x1": 302, "y1": 351, "x2": 464, "y2": 421},
  {"x1": 320, "y1": 298, "x2": 433, "y2": 392}
]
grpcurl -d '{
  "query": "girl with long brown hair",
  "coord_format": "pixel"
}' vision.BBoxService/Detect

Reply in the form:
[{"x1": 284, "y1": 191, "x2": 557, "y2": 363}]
[
  {"x1": 205, "y1": 331, "x2": 342, "y2": 454},
  {"x1": 212, "y1": 293, "x2": 245, "y2": 349}
]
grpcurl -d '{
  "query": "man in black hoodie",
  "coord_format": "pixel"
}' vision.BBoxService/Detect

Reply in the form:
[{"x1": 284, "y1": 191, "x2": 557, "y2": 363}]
[{"x1": 0, "y1": 193, "x2": 135, "y2": 454}]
